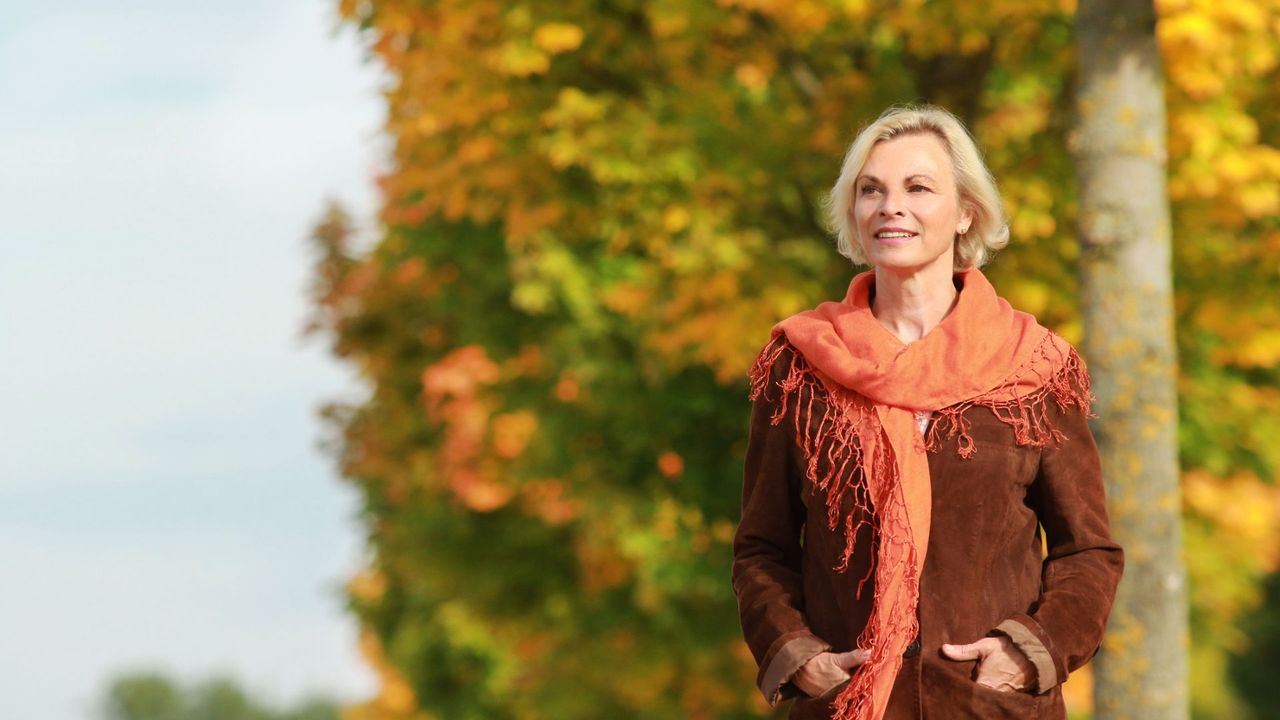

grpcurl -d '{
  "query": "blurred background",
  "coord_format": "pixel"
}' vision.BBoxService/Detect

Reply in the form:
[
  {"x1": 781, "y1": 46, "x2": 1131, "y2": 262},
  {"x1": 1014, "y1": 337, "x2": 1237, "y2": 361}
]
[
  {"x1": 4, "y1": 1, "x2": 1279, "y2": 719},
  {"x1": 0, "y1": 0, "x2": 381, "y2": 718}
]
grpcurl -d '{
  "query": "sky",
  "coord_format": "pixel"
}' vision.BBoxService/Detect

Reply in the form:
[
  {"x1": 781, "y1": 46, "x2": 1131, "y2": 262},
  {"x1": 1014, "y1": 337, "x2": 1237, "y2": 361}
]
[{"x1": 0, "y1": 1, "x2": 386, "y2": 717}]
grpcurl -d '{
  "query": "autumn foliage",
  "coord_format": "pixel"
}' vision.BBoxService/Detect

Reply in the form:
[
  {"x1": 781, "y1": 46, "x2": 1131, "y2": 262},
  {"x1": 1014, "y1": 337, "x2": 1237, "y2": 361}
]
[{"x1": 308, "y1": 1, "x2": 1280, "y2": 717}]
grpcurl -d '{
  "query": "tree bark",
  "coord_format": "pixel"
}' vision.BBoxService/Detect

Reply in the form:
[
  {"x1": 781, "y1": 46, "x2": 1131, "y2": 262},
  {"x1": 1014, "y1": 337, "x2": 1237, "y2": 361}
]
[{"x1": 1075, "y1": 1, "x2": 1187, "y2": 718}]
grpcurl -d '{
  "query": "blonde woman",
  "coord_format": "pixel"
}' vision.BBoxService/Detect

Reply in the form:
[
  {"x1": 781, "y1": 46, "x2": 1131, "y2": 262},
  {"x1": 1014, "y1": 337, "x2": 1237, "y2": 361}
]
[{"x1": 733, "y1": 106, "x2": 1122, "y2": 720}]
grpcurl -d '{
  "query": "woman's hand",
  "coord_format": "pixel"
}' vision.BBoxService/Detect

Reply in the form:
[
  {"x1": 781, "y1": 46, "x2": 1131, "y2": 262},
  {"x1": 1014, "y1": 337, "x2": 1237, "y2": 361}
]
[
  {"x1": 941, "y1": 636, "x2": 1036, "y2": 693},
  {"x1": 793, "y1": 649, "x2": 870, "y2": 697}
]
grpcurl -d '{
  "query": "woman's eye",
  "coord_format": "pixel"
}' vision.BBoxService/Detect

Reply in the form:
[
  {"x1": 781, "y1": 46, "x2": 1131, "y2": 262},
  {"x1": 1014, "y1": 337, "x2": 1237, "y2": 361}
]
[
  {"x1": 859, "y1": 185, "x2": 880, "y2": 195},
  {"x1": 909, "y1": 184, "x2": 930, "y2": 192}
]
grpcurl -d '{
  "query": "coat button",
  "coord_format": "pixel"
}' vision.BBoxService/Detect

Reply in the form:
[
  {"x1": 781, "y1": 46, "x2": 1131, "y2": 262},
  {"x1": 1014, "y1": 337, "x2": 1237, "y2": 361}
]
[{"x1": 903, "y1": 639, "x2": 921, "y2": 657}]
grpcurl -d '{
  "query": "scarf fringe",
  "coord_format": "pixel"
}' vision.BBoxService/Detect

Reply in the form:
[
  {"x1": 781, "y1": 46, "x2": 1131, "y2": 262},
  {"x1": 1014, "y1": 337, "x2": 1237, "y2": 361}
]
[
  {"x1": 925, "y1": 332, "x2": 1094, "y2": 458},
  {"x1": 748, "y1": 330, "x2": 1093, "y2": 720},
  {"x1": 750, "y1": 333, "x2": 880, "y2": 582}
]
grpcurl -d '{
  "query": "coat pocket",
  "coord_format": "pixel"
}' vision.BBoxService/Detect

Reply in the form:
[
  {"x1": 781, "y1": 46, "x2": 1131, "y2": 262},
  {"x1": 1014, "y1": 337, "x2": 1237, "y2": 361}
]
[
  {"x1": 921, "y1": 658, "x2": 1042, "y2": 719},
  {"x1": 787, "y1": 678, "x2": 849, "y2": 720},
  {"x1": 967, "y1": 679, "x2": 1040, "y2": 719}
]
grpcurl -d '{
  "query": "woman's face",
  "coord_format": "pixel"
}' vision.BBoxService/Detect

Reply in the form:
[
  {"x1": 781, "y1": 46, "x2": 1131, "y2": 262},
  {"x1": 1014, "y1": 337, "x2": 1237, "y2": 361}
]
[{"x1": 852, "y1": 133, "x2": 972, "y2": 275}]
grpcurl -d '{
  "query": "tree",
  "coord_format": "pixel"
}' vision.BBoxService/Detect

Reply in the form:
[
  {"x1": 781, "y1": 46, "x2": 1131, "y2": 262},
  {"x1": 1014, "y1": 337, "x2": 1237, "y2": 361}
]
[
  {"x1": 98, "y1": 672, "x2": 339, "y2": 720},
  {"x1": 103, "y1": 674, "x2": 184, "y2": 720},
  {"x1": 1076, "y1": 1, "x2": 1187, "y2": 718}
]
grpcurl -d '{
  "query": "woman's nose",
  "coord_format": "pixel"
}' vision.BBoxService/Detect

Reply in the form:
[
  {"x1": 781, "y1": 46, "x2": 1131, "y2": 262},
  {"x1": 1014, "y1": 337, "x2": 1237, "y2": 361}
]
[{"x1": 878, "y1": 191, "x2": 905, "y2": 216}]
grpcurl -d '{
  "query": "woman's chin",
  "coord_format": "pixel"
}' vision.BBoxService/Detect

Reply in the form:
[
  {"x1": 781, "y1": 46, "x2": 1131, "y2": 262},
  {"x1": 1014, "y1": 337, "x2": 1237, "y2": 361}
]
[{"x1": 866, "y1": 251, "x2": 955, "y2": 277}]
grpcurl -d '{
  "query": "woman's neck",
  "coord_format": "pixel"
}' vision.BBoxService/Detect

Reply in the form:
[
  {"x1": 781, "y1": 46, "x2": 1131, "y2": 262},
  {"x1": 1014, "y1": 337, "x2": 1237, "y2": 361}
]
[{"x1": 870, "y1": 264, "x2": 959, "y2": 344}]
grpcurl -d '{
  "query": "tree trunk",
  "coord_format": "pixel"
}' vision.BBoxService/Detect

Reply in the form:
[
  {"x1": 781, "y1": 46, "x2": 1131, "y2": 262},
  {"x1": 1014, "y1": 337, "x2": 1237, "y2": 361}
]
[{"x1": 1075, "y1": 1, "x2": 1187, "y2": 718}]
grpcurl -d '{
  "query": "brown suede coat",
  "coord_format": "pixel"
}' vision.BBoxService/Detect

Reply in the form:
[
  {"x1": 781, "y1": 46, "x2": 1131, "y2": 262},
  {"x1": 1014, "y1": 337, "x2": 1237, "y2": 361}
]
[{"x1": 732, "y1": 342, "x2": 1123, "y2": 719}]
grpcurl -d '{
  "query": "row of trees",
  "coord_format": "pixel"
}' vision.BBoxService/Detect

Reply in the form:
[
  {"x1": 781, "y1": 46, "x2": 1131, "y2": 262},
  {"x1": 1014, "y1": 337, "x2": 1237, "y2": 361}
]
[
  {"x1": 310, "y1": 0, "x2": 1280, "y2": 717},
  {"x1": 100, "y1": 672, "x2": 337, "y2": 720}
]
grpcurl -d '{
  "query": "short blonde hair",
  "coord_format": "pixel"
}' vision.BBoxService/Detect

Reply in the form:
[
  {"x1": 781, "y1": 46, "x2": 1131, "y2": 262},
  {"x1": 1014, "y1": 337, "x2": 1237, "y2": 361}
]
[{"x1": 824, "y1": 105, "x2": 1009, "y2": 270}]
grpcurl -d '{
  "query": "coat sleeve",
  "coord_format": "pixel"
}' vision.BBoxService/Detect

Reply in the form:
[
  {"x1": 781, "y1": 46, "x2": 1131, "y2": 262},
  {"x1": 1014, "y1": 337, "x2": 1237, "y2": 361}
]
[
  {"x1": 732, "y1": 346, "x2": 831, "y2": 706},
  {"x1": 994, "y1": 389, "x2": 1124, "y2": 694}
]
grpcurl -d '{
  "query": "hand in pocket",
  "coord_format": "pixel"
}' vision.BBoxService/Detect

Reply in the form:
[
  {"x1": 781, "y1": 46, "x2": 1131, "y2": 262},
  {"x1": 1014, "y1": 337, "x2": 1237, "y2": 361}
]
[
  {"x1": 941, "y1": 636, "x2": 1035, "y2": 693},
  {"x1": 793, "y1": 649, "x2": 871, "y2": 697}
]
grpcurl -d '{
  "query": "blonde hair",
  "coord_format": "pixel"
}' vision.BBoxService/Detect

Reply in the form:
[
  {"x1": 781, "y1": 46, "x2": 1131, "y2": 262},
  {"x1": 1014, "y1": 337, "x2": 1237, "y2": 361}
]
[{"x1": 824, "y1": 105, "x2": 1009, "y2": 269}]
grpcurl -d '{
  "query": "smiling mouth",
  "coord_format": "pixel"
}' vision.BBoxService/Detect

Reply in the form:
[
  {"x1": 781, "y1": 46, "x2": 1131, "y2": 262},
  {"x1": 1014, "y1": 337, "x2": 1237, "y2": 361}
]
[{"x1": 874, "y1": 231, "x2": 917, "y2": 240}]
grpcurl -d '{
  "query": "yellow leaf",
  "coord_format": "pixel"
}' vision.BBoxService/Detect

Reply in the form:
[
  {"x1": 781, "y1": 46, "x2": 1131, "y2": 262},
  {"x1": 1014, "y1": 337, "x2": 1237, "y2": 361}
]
[
  {"x1": 533, "y1": 22, "x2": 584, "y2": 54},
  {"x1": 492, "y1": 411, "x2": 539, "y2": 459},
  {"x1": 662, "y1": 205, "x2": 691, "y2": 233},
  {"x1": 1234, "y1": 329, "x2": 1280, "y2": 368},
  {"x1": 734, "y1": 63, "x2": 768, "y2": 91},
  {"x1": 495, "y1": 41, "x2": 549, "y2": 77}
]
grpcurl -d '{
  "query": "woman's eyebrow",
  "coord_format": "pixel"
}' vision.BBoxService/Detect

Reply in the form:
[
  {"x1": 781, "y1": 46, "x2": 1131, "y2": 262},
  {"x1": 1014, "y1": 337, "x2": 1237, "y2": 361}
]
[{"x1": 857, "y1": 173, "x2": 936, "y2": 184}]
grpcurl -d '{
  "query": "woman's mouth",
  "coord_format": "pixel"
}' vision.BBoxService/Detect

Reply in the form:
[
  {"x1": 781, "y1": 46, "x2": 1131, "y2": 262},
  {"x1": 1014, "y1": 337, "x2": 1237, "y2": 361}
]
[{"x1": 874, "y1": 230, "x2": 917, "y2": 245}]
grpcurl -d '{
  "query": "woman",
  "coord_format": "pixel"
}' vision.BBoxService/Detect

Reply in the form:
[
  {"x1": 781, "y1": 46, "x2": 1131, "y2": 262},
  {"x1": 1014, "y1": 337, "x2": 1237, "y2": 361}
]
[{"x1": 732, "y1": 106, "x2": 1123, "y2": 720}]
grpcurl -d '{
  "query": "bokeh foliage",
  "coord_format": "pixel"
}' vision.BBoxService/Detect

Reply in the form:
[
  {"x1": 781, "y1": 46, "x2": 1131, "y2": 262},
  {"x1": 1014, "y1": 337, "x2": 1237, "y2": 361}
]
[{"x1": 308, "y1": 1, "x2": 1280, "y2": 718}]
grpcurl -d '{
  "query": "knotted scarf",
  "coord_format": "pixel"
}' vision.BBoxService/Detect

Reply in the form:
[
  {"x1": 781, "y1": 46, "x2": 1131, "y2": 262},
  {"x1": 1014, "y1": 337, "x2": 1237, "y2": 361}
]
[{"x1": 747, "y1": 268, "x2": 1091, "y2": 720}]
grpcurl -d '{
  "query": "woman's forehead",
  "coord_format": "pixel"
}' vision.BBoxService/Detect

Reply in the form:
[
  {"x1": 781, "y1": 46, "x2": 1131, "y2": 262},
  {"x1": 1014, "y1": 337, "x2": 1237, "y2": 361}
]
[{"x1": 860, "y1": 134, "x2": 953, "y2": 179}]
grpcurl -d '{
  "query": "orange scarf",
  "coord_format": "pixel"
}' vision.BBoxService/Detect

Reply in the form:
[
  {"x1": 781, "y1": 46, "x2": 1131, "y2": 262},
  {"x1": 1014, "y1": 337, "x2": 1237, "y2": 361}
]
[{"x1": 748, "y1": 268, "x2": 1091, "y2": 720}]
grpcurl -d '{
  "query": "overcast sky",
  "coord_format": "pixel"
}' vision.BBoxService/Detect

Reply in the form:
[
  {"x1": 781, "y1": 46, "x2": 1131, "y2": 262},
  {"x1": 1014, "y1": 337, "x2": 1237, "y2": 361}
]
[{"x1": 0, "y1": 1, "x2": 386, "y2": 717}]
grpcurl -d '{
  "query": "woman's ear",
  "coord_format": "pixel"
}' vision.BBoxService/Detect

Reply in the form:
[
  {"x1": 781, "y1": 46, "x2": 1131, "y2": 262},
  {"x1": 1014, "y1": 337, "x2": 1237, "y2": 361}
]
[{"x1": 957, "y1": 205, "x2": 975, "y2": 235}]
